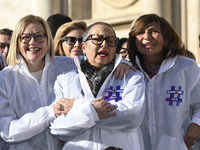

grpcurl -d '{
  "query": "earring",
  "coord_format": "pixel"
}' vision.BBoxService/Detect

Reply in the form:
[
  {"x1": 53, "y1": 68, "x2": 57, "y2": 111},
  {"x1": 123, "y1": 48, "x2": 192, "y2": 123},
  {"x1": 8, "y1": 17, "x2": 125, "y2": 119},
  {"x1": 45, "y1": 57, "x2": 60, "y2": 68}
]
[{"x1": 83, "y1": 52, "x2": 87, "y2": 60}]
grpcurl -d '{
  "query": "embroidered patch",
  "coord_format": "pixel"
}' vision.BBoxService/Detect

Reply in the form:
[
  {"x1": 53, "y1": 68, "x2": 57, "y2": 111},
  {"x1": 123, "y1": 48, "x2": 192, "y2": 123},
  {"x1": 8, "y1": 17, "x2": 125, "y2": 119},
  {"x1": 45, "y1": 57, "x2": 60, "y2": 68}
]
[
  {"x1": 104, "y1": 85, "x2": 123, "y2": 102},
  {"x1": 166, "y1": 86, "x2": 184, "y2": 106}
]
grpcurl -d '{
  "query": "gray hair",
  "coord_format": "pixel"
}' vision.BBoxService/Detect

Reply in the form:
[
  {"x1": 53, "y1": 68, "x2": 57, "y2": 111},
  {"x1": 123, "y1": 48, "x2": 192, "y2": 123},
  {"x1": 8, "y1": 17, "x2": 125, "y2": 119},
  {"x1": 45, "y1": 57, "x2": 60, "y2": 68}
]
[{"x1": 82, "y1": 22, "x2": 116, "y2": 42}]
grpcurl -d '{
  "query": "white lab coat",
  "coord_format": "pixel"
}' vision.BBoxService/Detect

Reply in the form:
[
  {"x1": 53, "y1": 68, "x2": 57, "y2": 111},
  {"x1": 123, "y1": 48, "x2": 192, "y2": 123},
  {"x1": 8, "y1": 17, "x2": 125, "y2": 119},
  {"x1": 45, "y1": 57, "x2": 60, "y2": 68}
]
[
  {"x1": 136, "y1": 55, "x2": 200, "y2": 150},
  {"x1": 0, "y1": 54, "x2": 76, "y2": 150},
  {"x1": 50, "y1": 55, "x2": 146, "y2": 150}
]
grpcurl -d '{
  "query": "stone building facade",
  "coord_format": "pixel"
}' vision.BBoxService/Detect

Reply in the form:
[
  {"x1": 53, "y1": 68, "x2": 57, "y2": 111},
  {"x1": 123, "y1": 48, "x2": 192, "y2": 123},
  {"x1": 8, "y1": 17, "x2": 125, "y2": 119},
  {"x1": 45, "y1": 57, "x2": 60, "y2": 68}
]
[{"x1": 0, "y1": 0, "x2": 199, "y2": 62}]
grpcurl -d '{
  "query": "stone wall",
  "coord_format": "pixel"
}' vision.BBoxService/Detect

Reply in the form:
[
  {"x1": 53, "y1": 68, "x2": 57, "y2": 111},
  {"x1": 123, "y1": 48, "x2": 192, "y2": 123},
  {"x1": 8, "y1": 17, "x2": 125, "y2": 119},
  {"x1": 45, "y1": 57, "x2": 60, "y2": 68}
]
[{"x1": 0, "y1": 0, "x2": 199, "y2": 62}]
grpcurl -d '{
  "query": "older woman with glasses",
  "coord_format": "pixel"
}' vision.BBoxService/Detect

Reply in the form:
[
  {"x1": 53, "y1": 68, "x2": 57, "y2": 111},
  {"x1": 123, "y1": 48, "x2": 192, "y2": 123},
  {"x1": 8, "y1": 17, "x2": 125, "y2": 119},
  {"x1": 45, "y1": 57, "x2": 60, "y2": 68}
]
[
  {"x1": 50, "y1": 22, "x2": 146, "y2": 150},
  {"x1": 54, "y1": 20, "x2": 87, "y2": 57},
  {"x1": 0, "y1": 14, "x2": 77, "y2": 150}
]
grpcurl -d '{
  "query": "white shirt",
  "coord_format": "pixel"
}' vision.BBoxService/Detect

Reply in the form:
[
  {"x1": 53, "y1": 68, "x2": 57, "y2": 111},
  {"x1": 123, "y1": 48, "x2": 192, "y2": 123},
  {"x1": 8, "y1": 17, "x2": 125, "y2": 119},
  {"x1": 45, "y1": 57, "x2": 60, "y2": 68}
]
[
  {"x1": 0, "y1": 54, "x2": 76, "y2": 150},
  {"x1": 50, "y1": 55, "x2": 146, "y2": 150},
  {"x1": 136, "y1": 55, "x2": 200, "y2": 150}
]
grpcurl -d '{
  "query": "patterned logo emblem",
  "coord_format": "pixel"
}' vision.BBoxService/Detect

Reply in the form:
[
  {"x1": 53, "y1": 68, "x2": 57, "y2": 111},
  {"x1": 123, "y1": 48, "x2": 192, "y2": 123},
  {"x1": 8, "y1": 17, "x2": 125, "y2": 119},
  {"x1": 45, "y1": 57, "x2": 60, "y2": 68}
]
[
  {"x1": 104, "y1": 85, "x2": 123, "y2": 102},
  {"x1": 166, "y1": 86, "x2": 184, "y2": 106}
]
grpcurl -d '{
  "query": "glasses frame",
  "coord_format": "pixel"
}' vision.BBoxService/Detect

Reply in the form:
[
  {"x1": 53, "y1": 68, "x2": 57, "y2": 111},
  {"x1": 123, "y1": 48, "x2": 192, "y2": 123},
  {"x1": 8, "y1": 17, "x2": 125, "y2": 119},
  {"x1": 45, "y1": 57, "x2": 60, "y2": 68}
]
[
  {"x1": 85, "y1": 34, "x2": 119, "y2": 47},
  {"x1": 19, "y1": 33, "x2": 47, "y2": 44},
  {"x1": 0, "y1": 43, "x2": 10, "y2": 50},
  {"x1": 61, "y1": 36, "x2": 83, "y2": 45},
  {"x1": 119, "y1": 48, "x2": 128, "y2": 57}
]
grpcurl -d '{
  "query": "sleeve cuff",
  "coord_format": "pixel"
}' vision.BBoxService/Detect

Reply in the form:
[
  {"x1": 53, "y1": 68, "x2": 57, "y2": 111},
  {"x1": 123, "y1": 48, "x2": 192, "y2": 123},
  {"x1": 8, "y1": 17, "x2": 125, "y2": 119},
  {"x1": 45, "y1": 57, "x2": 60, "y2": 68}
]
[
  {"x1": 73, "y1": 99, "x2": 99, "y2": 121},
  {"x1": 45, "y1": 106, "x2": 56, "y2": 121}
]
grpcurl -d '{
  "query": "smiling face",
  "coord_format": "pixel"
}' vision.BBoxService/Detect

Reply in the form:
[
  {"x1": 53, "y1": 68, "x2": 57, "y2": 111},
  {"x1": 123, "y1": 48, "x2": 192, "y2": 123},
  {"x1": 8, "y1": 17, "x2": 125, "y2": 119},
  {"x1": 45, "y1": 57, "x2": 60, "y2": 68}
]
[
  {"x1": 62, "y1": 29, "x2": 84, "y2": 57},
  {"x1": 135, "y1": 21, "x2": 164, "y2": 61},
  {"x1": 18, "y1": 22, "x2": 48, "y2": 70},
  {"x1": 82, "y1": 24, "x2": 117, "y2": 69}
]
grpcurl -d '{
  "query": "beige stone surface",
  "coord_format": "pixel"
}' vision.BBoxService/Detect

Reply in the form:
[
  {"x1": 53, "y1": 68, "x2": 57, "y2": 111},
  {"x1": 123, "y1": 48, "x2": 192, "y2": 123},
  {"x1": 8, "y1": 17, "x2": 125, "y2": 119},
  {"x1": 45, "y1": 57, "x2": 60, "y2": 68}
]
[
  {"x1": 0, "y1": 0, "x2": 199, "y2": 62},
  {"x1": 0, "y1": 0, "x2": 51, "y2": 30}
]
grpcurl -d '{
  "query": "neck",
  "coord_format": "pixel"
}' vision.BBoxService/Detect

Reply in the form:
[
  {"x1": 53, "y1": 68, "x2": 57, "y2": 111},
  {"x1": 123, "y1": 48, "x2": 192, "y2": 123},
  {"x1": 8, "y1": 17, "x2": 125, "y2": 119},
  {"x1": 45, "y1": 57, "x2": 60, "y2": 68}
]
[
  {"x1": 26, "y1": 59, "x2": 45, "y2": 72},
  {"x1": 141, "y1": 55, "x2": 162, "y2": 77},
  {"x1": 142, "y1": 55, "x2": 162, "y2": 68}
]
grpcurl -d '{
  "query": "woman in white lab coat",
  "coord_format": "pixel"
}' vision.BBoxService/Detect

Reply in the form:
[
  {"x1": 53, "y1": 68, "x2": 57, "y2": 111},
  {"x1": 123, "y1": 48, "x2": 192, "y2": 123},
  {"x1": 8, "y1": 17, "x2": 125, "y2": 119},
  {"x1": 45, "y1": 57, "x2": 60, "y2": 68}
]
[
  {"x1": 128, "y1": 13, "x2": 200, "y2": 150},
  {"x1": 0, "y1": 14, "x2": 76, "y2": 150},
  {"x1": 50, "y1": 22, "x2": 146, "y2": 150}
]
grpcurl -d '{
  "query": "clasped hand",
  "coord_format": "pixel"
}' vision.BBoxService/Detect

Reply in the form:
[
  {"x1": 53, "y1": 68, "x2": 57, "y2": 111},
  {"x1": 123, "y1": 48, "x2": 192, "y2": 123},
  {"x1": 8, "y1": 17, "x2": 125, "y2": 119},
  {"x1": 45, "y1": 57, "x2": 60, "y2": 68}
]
[
  {"x1": 52, "y1": 98, "x2": 75, "y2": 117},
  {"x1": 91, "y1": 97, "x2": 118, "y2": 119},
  {"x1": 52, "y1": 97, "x2": 118, "y2": 119}
]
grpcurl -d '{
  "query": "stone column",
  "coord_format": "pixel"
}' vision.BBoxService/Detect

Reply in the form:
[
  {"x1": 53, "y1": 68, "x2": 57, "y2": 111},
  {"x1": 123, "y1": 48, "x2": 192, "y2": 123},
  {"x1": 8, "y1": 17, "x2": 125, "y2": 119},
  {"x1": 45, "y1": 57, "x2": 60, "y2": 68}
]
[
  {"x1": 143, "y1": 0, "x2": 162, "y2": 15},
  {"x1": 186, "y1": 0, "x2": 200, "y2": 62},
  {"x1": 35, "y1": 0, "x2": 52, "y2": 19},
  {"x1": 68, "y1": 0, "x2": 91, "y2": 20},
  {"x1": 143, "y1": 0, "x2": 172, "y2": 23}
]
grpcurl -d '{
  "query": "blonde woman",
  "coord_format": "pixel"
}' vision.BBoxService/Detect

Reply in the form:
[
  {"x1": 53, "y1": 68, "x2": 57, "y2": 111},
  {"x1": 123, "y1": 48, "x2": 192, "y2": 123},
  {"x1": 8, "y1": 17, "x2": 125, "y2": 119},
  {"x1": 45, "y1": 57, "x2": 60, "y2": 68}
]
[
  {"x1": 54, "y1": 20, "x2": 87, "y2": 57},
  {"x1": 0, "y1": 14, "x2": 76, "y2": 150}
]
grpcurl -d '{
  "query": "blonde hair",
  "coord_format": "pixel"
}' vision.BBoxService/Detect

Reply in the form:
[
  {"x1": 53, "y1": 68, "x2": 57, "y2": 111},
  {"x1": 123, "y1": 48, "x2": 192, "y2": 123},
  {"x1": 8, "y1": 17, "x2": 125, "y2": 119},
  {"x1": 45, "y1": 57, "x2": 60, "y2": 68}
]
[
  {"x1": 54, "y1": 20, "x2": 87, "y2": 56},
  {"x1": 7, "y1": 14, "x2": 54, "y2": 65}
]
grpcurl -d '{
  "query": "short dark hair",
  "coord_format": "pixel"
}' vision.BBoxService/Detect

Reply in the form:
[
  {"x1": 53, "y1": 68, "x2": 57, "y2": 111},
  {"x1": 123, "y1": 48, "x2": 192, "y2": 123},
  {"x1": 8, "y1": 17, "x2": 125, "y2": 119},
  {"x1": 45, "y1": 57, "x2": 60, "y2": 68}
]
[
  {"x1": 46, "y1": 13, "x2": 72, "y2": 38},
  {"x1": 116, "y1": 38, "x2": 128, "y2": 54},
  {"x1": 0, "y1": 28, "x2": 13, "y2": 36},
  {"x1": 104, "y1": 146, "x2": 123, "y2": 150},
  {"x1": 83, "y1": 22, "x2": 116, "y2": 42}
]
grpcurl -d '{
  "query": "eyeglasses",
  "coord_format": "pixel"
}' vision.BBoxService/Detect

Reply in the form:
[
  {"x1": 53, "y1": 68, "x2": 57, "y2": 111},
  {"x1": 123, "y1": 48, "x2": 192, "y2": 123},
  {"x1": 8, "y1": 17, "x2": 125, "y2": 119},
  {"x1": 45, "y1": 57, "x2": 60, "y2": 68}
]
[
  {"x1": 20, "y1": 33, "x2": 47, "y2": 44},
  {"x1": 85, "y1": 34, "x2": 118, "y2": 47},
  {"x1": 0, "y1": 43, "x2": 10, "y2": 50},
  {"x1": 61, "y1": 37, "x2": 83, "y2": 45},
  {"x1": 119, "y1": 48, "x2": 128, "y2": 57}
]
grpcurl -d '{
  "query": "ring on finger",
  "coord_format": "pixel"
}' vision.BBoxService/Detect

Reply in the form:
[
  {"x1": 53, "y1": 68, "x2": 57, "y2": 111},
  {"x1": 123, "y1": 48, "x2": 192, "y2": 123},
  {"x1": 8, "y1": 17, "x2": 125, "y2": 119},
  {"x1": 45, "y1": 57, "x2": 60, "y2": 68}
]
[{"x1": 58, "y1": 104, "x2": 64, "y2": 111}]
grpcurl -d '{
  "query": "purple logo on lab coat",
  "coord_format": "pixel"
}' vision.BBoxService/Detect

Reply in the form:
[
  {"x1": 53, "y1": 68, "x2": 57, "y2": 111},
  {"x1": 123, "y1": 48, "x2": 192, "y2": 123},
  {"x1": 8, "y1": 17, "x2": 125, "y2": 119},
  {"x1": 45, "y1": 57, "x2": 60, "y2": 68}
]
[
  {"x1": 104, "y1": 85, "x2": 123, "y2": 102},
  {"x1": 166, "y1": 86, "x2": 184, "y2": 106}
]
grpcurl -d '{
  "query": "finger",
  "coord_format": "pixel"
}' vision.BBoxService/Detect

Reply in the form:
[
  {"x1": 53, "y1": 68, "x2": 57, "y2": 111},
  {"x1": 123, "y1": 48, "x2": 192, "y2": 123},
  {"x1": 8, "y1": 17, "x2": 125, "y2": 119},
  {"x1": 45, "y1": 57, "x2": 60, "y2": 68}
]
[
  {"x1": 184, "y1": 134, "x2": 189, "y2": 143},
  {"x1": 114, "y1": 69, "x2": 119, "y2": 79},
  {"x1": 56, "y1": 101, "x2": 60, "y2": 104},
  {"x1": 59, "y1": 98, "x2": 71, "y2": 103},
  {"x1": 102, "y1": 100, "x2": 110, "y2": 105},
  {"x1": 125, "y1": 66, "x2": 129, "y2": 78},
  {"x1": 107, "y1": 112, "x2": 116, "y2": 118},
  {"x1": 184, "y1": 136, "x2": 195, "y2": 149},
  {"x1": 94, "y1": 96, "x2": 103, "y2": 102},
  {"x1": 118, "y1": 67, "x2": 125, "y2": 80},
  {"x1": 54, "y1": 109, "x2": 62, "y2": 117},
  {"x1": 185, "y1": 141, "x2": 193, "y2": 150},
  {"x1": 104, "y1": 102, "x2": 111, "y2": 107},
  {"x1": 59, "y1": 101, "x2": 67, "y2": 106},
  {"x1": 109, "y1": 105, "x2": 118, "y2": 112},
  {"x1": 57, "y1": 104, "x2": 64, "y2": 111},
  {"x1": 52, "y1": 104, "x2": 57, "y2": 109}
]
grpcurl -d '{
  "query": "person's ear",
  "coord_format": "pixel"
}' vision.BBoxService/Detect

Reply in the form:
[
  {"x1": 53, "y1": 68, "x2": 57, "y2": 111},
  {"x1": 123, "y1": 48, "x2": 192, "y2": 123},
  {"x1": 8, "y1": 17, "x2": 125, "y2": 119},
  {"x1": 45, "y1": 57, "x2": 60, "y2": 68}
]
[{"x1": 81, "y1": 42, "x2": 86, "y2": 54}]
